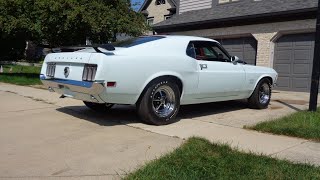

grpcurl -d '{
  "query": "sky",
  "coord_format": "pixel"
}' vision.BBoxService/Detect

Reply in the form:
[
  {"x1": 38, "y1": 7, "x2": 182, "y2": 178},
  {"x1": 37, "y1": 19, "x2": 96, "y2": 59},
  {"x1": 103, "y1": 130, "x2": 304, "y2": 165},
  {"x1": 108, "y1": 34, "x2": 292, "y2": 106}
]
[{"x1": 131, "y1": 0, "x2": 144, "y2": 11}]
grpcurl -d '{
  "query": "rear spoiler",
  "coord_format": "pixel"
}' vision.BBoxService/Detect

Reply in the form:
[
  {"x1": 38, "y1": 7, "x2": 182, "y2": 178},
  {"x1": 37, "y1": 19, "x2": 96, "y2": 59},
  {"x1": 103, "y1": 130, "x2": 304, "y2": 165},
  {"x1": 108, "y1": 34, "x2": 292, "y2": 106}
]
[{"x1": 54, "y1": 44, "x2": 115, "y2": 53}]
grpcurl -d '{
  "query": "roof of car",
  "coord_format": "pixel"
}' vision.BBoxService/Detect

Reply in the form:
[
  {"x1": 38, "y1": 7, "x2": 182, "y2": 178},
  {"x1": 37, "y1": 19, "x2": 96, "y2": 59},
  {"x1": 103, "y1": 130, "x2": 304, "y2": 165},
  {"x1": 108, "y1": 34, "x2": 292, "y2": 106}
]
[{"x1": 145, "y1": 35, "x2": 219, "y2": 42}]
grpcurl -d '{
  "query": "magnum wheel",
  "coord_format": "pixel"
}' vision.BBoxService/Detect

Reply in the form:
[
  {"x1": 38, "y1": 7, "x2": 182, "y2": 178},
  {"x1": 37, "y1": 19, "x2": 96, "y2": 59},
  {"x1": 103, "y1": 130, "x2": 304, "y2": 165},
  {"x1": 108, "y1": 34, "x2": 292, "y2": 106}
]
[
  {"x1": 248, "y1": 79, "x2": 272, "y2": 109},
  {"x1": 137, "y1": 80, "x2": 181, "y2": 125},
  {"x1": 83, "y1": 101, "x2": 114, "y2": 112}
]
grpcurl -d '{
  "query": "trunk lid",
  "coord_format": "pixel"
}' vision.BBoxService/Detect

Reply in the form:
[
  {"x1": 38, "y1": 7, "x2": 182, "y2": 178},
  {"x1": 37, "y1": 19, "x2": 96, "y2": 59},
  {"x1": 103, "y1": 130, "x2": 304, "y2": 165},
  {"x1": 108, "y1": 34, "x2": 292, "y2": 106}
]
[{"x1": 44, "y1": 52, "x2": 93, "y2": 81}]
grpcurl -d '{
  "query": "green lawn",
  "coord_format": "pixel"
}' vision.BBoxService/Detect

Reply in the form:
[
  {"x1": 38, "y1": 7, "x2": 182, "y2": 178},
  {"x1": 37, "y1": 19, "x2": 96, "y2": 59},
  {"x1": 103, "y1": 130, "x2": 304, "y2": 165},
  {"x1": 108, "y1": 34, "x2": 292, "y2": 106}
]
[
  {"x1": 248, "y1": 108, "x2": 320, "y2": 141},
  {"x1": 125, "y1": 137, "x2": 320, "y2": 180},
  {"x1": 0, "y1": 65, "x2": 42, "y2": 85}
]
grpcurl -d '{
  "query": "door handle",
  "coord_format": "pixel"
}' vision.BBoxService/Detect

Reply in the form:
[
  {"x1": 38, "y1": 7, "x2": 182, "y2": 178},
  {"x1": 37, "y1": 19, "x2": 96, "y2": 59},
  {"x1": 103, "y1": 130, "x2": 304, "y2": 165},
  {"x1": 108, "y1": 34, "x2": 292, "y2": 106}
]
[{"x1": 200, "y1": 64, "x2": 208, "y2": 70}]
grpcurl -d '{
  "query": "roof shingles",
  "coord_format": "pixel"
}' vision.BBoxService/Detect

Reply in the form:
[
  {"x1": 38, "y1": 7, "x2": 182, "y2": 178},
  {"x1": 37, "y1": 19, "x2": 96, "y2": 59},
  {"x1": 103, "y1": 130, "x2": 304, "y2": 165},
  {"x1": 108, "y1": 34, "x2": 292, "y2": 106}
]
[{"x1": 154, "y1": 0, "x2": 318, "y2": 28}]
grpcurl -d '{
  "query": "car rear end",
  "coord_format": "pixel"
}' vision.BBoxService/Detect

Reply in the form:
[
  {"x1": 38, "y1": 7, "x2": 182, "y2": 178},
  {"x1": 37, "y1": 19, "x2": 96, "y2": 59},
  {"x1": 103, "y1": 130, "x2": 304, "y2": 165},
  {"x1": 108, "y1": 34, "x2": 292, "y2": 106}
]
[
  {"x1": 40, "y1": 36, "x2": 171, "y2": 105},
  {"x1": 40, "y1": 52, "x2": 107, "y2": 103}
]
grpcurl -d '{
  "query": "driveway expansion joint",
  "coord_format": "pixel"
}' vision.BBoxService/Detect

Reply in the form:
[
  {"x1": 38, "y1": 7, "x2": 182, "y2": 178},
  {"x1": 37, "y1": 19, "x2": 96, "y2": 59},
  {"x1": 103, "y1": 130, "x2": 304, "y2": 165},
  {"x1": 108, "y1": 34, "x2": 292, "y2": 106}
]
[
  {"x1": 4, "y1": 107, "x2": 56, "y2": 113},
  {"x1": 0, "y1": 89, "x2": 59, "y2": 107},
  {"x1": 125, "y1": 123, "x2": 185, "y2": 140},
  {"x1": 270, "y1": 140, "x2": 310, "y2": 156},
  {"x1": 196, "y1": 118, "x2": 243, "y2": 129}
]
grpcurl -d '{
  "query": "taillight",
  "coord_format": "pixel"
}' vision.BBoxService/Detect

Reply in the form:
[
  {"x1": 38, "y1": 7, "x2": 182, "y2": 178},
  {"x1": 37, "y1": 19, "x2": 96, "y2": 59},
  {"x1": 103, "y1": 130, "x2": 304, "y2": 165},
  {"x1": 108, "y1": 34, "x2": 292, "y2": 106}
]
[
  {"x1": 46, "y1": 63, "x2": 56, "y2": 77},
  {"x1": 82, "y1": 64, "x2": 97, "y2": 81}
]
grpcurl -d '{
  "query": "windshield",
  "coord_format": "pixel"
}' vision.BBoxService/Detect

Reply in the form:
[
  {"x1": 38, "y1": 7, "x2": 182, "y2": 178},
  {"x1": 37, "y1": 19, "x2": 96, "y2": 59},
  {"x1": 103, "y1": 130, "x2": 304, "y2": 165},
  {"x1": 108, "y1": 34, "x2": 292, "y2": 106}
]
[{"x1": 112, "y1": 36, "x2": 165, "y2": 48}]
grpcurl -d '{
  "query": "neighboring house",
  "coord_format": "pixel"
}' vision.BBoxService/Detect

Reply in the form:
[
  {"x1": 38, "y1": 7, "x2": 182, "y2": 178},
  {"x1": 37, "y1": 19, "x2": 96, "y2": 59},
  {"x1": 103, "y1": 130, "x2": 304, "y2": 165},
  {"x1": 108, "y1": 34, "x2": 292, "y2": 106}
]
[
  {"x1": 154, "y1": 0, "x2": 318, "y2": 92},
  {"x1": 139, "y1": 0, "x2": 177, "y2": 26}
]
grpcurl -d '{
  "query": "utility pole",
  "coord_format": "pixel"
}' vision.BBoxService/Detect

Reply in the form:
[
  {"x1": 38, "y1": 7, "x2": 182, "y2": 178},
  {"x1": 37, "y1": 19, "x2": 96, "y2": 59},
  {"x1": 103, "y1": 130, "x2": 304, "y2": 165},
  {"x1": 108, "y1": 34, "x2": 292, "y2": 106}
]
[{"x1": 309, "y1": 0, "x2": 320, "y2": 111}]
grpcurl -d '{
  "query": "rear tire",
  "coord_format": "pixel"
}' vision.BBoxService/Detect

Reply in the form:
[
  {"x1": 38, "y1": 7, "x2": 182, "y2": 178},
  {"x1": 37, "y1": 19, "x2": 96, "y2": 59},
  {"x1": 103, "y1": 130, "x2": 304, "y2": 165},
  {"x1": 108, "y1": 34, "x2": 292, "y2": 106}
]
[
  {"x1": 248, "y1": 78, "x2": 272, "y2": 109},
  {"x1": 83, "y1": 101, "x2": 114, "y2": 112},
  {"x1": 137, "y1": 79, "x2": 180, "y2": 125}
]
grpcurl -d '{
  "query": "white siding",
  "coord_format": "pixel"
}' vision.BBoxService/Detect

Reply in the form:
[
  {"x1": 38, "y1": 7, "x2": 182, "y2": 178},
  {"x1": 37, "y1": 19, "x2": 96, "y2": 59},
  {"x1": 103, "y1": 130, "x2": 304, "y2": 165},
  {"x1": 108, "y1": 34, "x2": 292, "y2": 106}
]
[
  {"x1": 219, "y1": 0, "x2": 239, "y2": 4},
  {"x1": 179, "y1": 0, "x2": 212, "y2": 14}
]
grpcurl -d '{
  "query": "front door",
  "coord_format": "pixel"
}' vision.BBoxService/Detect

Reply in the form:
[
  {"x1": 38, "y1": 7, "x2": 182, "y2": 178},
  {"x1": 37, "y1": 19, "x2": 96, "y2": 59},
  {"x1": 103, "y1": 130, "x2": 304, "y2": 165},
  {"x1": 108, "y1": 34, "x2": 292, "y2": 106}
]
[{"x1": 191, "y1": 41, "x2": 246, "y2": 101}]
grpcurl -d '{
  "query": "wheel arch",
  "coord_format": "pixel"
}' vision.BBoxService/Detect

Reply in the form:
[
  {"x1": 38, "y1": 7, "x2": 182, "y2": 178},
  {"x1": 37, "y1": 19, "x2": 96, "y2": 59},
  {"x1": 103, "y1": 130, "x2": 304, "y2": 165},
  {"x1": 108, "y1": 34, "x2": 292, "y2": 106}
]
[
  {"x1": 261, "y1": 76, "x2": 273, "y2": 85},
  {"x1": 249, "y1": 75, "x2": 274, "y2": 97},
  {"x1": 256, "y1": 75, "x2": 274, "y2": 86},
  {"x1": 135, "y1": 74, "x2": 184, "y2": 105}
]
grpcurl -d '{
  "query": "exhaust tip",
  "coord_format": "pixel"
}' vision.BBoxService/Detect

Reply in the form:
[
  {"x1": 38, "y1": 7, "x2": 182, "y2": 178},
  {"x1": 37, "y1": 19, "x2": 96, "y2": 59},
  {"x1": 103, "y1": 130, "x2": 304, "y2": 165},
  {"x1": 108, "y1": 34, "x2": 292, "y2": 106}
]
[{"x1": 48, "y1": 87, "x2": 55, "y2": 92}]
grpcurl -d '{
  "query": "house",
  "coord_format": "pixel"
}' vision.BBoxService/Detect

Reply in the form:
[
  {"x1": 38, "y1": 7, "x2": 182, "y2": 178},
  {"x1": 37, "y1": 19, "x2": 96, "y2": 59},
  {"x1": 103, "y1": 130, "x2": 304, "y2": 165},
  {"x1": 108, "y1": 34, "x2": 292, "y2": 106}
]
[
  {"x1": 139, "y1": 0, "x2": 178, "y2": 26},
  {"x1": 153, "y1": 0, "x2": 318, "y2": 92}
]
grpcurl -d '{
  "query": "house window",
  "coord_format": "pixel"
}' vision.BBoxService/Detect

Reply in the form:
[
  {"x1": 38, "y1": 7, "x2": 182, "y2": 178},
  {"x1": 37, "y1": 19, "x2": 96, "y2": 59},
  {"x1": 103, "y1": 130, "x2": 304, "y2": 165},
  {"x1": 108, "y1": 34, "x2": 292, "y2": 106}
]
[
  {"x1": 147, "y1": 18, "x2": 154, "y2": 26},
  {"x1": 156, "y1": 0, "x2": 166, "y2": 5},
  {"x1": 164, "y1": 15, "x2": 171, "y2": 20}
]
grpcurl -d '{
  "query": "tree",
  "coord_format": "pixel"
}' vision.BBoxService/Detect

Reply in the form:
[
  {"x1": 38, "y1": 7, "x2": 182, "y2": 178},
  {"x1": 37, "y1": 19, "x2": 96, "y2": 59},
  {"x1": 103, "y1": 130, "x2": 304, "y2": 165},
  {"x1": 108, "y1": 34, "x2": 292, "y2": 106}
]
[
  {"x1": 0, "y1": 0, "x2": 34, "y2": 60},
  {"x1": 0, "y1": 0, "x2": 148, "y2": 60}
]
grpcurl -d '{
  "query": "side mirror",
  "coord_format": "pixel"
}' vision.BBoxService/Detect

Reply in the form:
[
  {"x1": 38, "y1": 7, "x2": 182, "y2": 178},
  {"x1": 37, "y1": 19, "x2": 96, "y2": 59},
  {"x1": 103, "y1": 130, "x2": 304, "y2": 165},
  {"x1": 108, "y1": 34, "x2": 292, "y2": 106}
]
[
  {"x1": 231, "y1": 56, "x2": 240, "y2": 62},
  {"x1": 231, "y1": 56, "x2": 247, "y2": 65}
]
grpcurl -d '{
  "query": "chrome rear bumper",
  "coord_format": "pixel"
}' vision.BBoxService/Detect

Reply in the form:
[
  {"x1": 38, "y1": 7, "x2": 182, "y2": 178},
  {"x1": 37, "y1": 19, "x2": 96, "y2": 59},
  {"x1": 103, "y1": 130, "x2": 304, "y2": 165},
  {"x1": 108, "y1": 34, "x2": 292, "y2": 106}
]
[{"x1": 40, "y1": 75, "x2": 106, "y2": 103}]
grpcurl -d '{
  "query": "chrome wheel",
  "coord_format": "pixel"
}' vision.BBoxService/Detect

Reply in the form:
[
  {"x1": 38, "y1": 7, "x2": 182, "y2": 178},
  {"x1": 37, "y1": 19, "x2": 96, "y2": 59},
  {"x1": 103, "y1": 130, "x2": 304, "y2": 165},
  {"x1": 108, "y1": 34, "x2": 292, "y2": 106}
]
[
  {"x1": 152, "y1": 85, "x2": 176, "y2": 118},
  {"x1": 259, "y1": 83, "x2": 270, "y2": 104}
]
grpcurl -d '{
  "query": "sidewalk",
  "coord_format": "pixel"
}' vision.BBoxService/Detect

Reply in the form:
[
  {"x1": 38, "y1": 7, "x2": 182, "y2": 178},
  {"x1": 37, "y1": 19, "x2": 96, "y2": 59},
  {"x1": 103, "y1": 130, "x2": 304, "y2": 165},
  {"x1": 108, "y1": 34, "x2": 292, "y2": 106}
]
[
  {"x1": 1, "y1": 83, "x2": 319, "y2": 166},
  {"x1": 127, "y1": 120, "x2": 320, "y2": 166}
]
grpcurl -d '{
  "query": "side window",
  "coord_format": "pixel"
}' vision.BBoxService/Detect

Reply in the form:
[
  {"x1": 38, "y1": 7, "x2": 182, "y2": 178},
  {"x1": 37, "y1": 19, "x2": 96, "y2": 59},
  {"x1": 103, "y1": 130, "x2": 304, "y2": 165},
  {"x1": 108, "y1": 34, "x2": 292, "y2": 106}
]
[
  {"x1": 193, "y1": 41, "x2": 231, "y2": 62},
  {"x1": 212, "y1": 46, "x2": 229, "y2": 61},
  {"x1": 202, "y1": 47, "x2": 217, "y2": 59},
  {"x1": 186, "y1": 42, "x2": 196, "y2": 59}
]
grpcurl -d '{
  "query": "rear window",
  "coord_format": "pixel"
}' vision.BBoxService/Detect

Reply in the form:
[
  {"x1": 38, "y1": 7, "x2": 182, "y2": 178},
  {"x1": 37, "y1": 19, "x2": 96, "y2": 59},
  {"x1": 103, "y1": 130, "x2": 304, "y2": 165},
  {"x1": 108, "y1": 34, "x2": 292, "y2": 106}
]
[{"x1": 112, "y1": 36, "x2": 165, "y2": 48}]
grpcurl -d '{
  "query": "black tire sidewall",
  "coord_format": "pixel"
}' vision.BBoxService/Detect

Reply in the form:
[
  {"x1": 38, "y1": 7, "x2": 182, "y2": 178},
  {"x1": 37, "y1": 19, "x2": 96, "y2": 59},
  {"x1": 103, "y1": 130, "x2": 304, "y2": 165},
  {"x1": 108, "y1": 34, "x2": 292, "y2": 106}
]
[
  {"x1": 249, "y1": 79, "x2": 271, "y2": 109},
  {"x1": 140, "y1": 80, "x2": 180, "y2": 125}
]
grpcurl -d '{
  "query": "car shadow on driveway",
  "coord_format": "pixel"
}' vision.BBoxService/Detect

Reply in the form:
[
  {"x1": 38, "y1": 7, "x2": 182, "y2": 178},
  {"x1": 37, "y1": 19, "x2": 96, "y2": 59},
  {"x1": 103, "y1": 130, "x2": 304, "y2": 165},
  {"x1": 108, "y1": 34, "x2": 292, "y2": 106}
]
[
  {"x1": 56, "y1": 105, "x2": 140, "y2": 126},
  {"x1": 56, "y1": 100, "x2": 249, "y2": 126},
  {"x1": 178, "y1": 100, "x2": 248, "y2": 119}
]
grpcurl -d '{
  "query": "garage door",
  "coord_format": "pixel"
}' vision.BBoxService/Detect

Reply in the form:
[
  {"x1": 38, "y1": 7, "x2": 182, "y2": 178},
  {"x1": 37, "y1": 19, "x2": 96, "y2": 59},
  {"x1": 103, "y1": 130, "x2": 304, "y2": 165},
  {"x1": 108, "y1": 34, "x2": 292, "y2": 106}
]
[
  {"x1": 274, "y1": 33, "x2": 316, "y2": 92},
  {"x1": 218, "y1": 37, "x2": 257, "y2": 65}
]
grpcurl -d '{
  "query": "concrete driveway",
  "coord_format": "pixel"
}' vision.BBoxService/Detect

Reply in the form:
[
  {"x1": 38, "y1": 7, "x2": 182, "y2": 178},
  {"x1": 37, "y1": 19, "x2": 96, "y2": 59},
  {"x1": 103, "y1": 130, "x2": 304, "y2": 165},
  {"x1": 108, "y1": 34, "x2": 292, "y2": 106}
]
[
  {"x1": 0, "y1": 90, "x2": 182, "y2": 179},
  {"x1": 0, "y1": 83, "x2": 319, "y2": 179}
]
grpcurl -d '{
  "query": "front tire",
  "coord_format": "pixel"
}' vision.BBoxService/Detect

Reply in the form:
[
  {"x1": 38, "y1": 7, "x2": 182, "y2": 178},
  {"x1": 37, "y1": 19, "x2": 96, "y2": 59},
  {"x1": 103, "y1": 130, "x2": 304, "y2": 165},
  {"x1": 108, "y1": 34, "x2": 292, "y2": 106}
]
[
  {"x1": 83, "y1": 101, "x2": 114, "y2": 112},
  {"x1": 137, "y1": 80, "x2": 181, "y2": 125},
  {"x1": 248, "y1": 79, "x2": 272, "y2": 109}
]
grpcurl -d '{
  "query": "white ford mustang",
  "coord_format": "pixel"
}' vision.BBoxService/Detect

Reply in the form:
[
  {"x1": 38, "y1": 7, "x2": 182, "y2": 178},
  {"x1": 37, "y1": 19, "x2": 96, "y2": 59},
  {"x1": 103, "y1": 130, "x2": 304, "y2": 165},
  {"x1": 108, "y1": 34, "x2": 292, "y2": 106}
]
[{"x1": 40, "y1": 35, "x2": 278, "y2": 125}]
